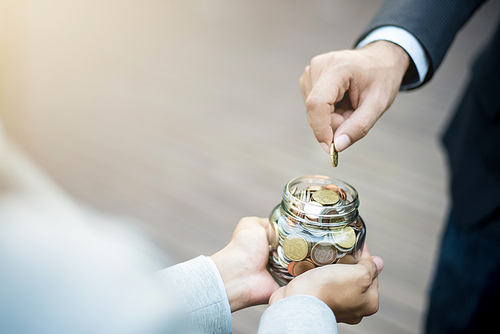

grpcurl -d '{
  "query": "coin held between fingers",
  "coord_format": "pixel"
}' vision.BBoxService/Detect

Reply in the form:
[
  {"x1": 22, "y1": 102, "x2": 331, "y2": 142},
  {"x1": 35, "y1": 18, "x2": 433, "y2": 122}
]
[{"x1": 330, "y1": 142, "x2": 338, "y2": 167}]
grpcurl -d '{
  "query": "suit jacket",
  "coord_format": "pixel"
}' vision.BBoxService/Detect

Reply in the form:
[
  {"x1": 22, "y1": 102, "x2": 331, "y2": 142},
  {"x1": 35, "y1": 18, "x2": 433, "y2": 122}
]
[{"x1": 357, "y1": 0, "x2": 500, "y2": 229}]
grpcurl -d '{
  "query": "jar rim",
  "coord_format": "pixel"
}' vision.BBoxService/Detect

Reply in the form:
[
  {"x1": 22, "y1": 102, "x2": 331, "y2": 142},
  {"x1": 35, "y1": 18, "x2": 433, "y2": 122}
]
[{"x1": 282, "y1": 175, "x2": 359, "y2": 227}]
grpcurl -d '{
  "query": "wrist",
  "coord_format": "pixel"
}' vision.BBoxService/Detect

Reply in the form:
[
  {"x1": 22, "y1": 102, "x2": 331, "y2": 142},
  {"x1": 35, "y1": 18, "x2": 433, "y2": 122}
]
[
  {"x1": 211, "y1": 248, "x2": 250, "y2": 312},
  {"x1": 361, "y1": 40, "x2": 410, "y2": 82}
]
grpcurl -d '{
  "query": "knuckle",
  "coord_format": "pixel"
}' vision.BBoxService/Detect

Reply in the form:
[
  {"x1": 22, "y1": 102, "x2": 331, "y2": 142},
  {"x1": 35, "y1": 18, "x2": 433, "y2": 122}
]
[
  {"x1": 357, "y1": 267, "x2": 373, "y2": 286},
  {"x1": 367, "y1": 298, "x2": 380, "y2": 315},
  {"x1": 351, "y1": 117, "x2": 371, "y2": 139},
  {"x1": 345, "y1": 318, "x2": 362, "y2": 325},
  {"x1": 305, "y1": 95, "x2": 321, "y2": 111},
  {"x1": 310, "y1": 55, "x2": 324, "y2": 68}
]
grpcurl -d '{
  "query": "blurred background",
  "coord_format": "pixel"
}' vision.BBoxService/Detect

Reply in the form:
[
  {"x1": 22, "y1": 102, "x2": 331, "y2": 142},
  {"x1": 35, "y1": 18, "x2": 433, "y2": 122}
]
[{"x1": 1, "y1": 0, "x2": 499, "y2": 333}]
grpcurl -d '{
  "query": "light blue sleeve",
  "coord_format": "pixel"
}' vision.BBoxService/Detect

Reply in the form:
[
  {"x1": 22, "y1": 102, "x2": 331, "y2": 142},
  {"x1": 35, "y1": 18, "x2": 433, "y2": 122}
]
[
  {"x1": 356, "y1": 26, "x2": 430, "y2": 90},
  {"x1": 0, "y1": 139, "x2": 234, "y2": 334},
  {"x1": 257, "y1": 295, "x2": 338, "y2": 334},
  {"x1": 0, "y1": 211, "x2": 187, "y2": 334},
  {"x1": 159, "y1": 256, "x2": 232, "y2": 334}
]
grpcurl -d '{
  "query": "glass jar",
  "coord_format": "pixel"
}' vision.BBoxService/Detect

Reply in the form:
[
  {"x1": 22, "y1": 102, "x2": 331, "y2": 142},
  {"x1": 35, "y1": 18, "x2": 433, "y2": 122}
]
[{"x1": 268, "y1": 175, "x2": 366, "y2": 285}]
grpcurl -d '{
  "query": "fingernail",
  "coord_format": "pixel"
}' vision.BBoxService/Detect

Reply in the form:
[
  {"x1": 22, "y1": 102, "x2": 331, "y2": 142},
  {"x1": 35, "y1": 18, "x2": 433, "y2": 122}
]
[
  {"x1": 372, "y1": 257, "x2": 384, "y2": 273},
  {"x1": 320, "y1": 142, "x2": 330, "y2": 154},
  {"x1": 334, "y1": 134, "x2": 351, "y2": 152}
]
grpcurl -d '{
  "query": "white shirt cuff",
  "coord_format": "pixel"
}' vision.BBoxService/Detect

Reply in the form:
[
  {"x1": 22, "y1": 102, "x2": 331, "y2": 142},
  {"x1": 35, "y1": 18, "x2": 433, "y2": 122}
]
[
  {"x1": 206, "y1": 256, "x2": 232, "y2": 334},
  {"x1": 356, "y1": 26, "x2": 430, "y2": 90}
]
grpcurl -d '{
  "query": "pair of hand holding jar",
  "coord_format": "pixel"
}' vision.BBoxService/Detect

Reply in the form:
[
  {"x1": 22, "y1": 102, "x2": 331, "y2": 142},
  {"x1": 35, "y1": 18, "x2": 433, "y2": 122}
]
[{"x1": 211, "y1": 216, "x2": 383, "y2": 324}]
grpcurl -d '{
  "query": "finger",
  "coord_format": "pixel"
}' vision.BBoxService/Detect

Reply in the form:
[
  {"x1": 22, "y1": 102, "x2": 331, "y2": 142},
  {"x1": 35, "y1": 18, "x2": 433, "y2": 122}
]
[
  {"x1": 269, "y1": 286, "x2": 287, "y2": 305},
  {"x1": 299, "y1": 66, "x2": 312, "y2": 103},
  {"x1": 234, "y1": 216, "x2": 266, "y2": 236},
  {"x1": 240, "y1": 217, "x2": 277, "y2": 248},
  {"x1": 341, "y1": 317, "x2": 363, "y2": 325},
  {"x1": 305, "y1": 69, "x2": 350, "y2": 150},
  {"x1": 333, "y1": 94, "x2": 384, "y2": 152},
  {"x1": 360, "y1": 243, "x2": 371, "y2": 259},
  {"x1": 363, "y1": 281, "x2": 380, "y2": 315},
  {"x1": 260, "y1": 218, "x2": 278, "y2": 248},
  {"x1": 356, "y1": 256, "x2": 384, "y2": 284},
  {"x1": 329, "y1": 113, "x2": 345, "y2": 136}
]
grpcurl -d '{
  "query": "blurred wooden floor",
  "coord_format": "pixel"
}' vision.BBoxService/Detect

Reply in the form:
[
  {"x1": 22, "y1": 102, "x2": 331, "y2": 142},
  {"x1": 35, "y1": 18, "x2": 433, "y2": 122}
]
[{"x1": 2, "y1": 1, "x2": 500, "y2": 333}]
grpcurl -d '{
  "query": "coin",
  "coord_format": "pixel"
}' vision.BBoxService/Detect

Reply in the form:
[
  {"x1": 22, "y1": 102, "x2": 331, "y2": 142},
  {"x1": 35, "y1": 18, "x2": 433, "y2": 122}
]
[
  {"x1": 277, "y1": 246, "x2": 291, "y2": 267},
  {"x1": 337, "y1": 254, "x2": 355, "y2": 264},
  {"x1": 318, "y1": 207, "x2": 345, "y2": 225},
  {"x1": 338, "y1": 188, "x2": 347, "y2": 201},
  {"x1": 297, "y1": 189, "x2": 307, "y2": 202},
  {"x1": 287, "y1": 262, "x2": 296, "y2": 275},
  {"x1": 312, "y1": 189, "x2": 340, "y2": 206},
  {"x1": 331, "y1": 142, "x2": 338, "y2": 167},
  {"x1": 291, "y1": 259, "x2": 316, "y2": 276},
  {"x1": 311, "y1": 241, "x2": 337, "y2": 265},
  {"x1": 303, "y1": 203, "x2": 323, "y2": 222},
  {"x1": 325, "y1": 183, "x2": 347, "y2": 201},
  {"x1": 332, "y1": 226, "x2": 356, "y2": 250},
  {"x1": 269, "y1": 219, "x2": 279, "y2": 251},
  {"x1": 282, "y1": 234, "x2": 309, "y2": 261},
  {"x1": 325, "y1": 184, "x2": 339, "y2": 192},
  {"x1": 307, "y1": 186, "x2": 324, "y2": 192}
]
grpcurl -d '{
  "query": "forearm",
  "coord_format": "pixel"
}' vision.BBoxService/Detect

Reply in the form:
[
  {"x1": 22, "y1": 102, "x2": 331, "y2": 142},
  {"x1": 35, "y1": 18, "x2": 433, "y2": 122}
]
[
  {"x1": 257, "y1": 295, "x2": 338, "y2": 334},
  {"x1": 160, "y1": 256, "x2": 231, "y2": 334}
]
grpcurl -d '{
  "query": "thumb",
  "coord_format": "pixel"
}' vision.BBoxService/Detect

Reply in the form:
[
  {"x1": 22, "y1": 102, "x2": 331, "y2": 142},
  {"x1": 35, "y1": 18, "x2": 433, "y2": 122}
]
[
  {"x1": 357, "y1": 256, "x2": 384, "y2": 279},
  {"x1": 269, "y1": 286, "x2": 287, "y2": 305},
  {"x1": 333, "y1": 96, "x2": 383, "y2": 152}
]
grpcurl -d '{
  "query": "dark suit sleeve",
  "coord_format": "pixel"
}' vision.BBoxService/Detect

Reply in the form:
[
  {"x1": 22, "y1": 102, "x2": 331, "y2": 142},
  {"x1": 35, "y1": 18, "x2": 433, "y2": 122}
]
[{"x1": 357, "y1": 0, "x2": 487, "y2": 86}]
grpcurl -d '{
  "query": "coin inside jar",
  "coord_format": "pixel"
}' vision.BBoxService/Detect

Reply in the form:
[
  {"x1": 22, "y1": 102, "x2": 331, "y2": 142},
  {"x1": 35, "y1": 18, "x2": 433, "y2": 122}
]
[
  {"x1": 312, "y1": 189, "x2": 340, "y2": 206},
  {"x1": 332, "y1": 226, "x2": 356, "y2": 250},
  {"x1": 311, "y1": 241, "x2": 337, "y2": 265},
  {"x1": 282, "y1": 234, "x2": 309, "y2": 261},
  {"x1": 288, "y1": 260, "x2": 316, "y2": 276},
  {"x1": 269, "y1": 220, "x2": 279, "y2": 251},
  {"x1": 337, "y1": 254, "x2": 355, "y2": 264}
]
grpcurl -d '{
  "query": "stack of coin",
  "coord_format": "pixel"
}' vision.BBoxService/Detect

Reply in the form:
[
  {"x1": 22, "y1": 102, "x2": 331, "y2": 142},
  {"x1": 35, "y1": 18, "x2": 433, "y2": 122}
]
[{"x1": 268, "y1": 183, "x2": 365, "y2": 285}]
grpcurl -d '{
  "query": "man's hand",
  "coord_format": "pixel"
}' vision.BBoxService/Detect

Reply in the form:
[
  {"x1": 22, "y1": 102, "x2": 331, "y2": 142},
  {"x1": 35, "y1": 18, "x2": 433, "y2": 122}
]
[
  {"x1": 269, "y1": 244, "x2": 384, "y2": 324},
  {"x1": 300, "y1": 40, "x2": 410, "y2": 153},
  {"x1": 211, "y1": 217, "x2": 280, "y2": 312}
]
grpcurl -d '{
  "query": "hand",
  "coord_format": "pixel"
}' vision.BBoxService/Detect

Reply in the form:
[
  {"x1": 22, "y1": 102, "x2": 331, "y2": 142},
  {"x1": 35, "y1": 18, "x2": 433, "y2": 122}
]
[
  {"x1": 300, "y1": 40, "x2": 410, "y2": 153},
  {"x1": 269, "y1": 244, "x2": 384, "y2": 324},
  {"x1": 211, "y1": 217, "x2": 280, "y2": 312}
]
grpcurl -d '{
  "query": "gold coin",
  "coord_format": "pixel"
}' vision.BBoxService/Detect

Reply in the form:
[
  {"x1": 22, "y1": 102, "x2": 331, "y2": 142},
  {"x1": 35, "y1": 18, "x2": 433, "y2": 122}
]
[
  {"x1": 332, "y1": 226, "x2": 356, "y2": 249},
  {"x1": 282, "y1": 234, "x2": 309, "y2": 261},
  {"x1": 330, "y1": 142, "x2": 338, "y2": 167},
  {"x1": 312, "y1": 189, "x2": 340, "y2": 206},
  {"x1": 311, "y1": 241, "x2": 337, "y2": 265},
  {"x1": 269, "y1": 219, "x2": 279, "y2": 251}
]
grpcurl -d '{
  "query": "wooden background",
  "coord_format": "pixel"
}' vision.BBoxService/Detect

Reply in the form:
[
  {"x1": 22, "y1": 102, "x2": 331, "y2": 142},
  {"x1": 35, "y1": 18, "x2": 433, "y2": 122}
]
[{"x1": 1, "y1": 1, "x2": 499, "y2": 333}]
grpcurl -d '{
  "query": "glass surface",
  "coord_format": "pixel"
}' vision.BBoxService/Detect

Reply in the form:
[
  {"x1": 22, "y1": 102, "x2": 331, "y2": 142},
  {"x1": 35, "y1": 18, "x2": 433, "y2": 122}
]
[{"x1": 267, "y1": 175, "x2": 366, "y2": 285}]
